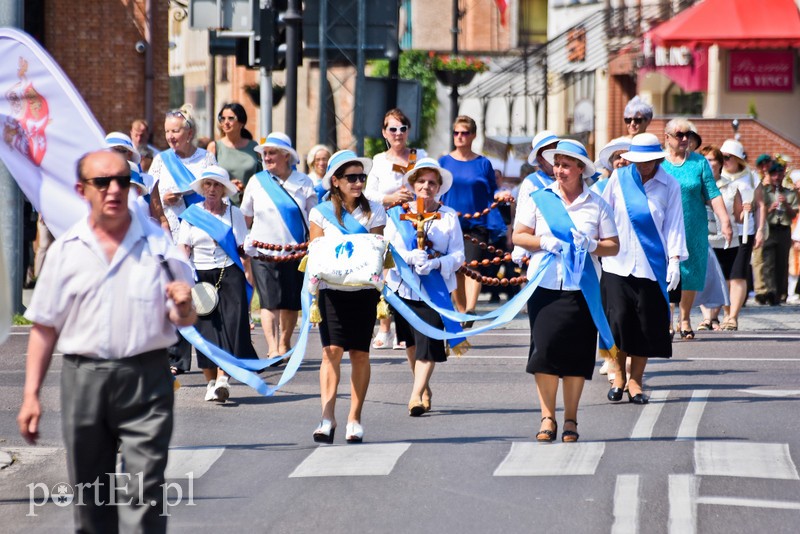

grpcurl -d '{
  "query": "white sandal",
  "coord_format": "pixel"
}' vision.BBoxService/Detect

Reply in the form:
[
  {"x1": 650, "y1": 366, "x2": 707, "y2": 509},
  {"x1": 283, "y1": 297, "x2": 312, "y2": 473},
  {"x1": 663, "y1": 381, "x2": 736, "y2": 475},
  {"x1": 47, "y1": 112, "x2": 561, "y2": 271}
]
[{"x1": 372, "y1": 330, "x2": 391, "y2": 350}]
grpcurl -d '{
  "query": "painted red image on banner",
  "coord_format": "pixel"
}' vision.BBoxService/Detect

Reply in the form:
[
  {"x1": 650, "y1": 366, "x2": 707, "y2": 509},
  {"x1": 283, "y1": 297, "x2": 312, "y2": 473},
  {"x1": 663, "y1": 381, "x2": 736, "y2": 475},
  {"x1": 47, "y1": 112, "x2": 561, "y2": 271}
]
[
  {"x1": 728, "y1": 50, "x2": 795, "y2": 93},
  {"x1": 3, "y1": 57, "x2": 50, "y2": 166}
]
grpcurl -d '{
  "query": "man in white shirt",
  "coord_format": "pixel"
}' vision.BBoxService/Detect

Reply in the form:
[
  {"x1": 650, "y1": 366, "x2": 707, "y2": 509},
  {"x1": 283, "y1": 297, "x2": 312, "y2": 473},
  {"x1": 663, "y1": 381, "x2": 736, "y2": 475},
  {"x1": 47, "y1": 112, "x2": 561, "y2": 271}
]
[{"x1": 17, "y1": 150, "x2": 195, "y2": 533}]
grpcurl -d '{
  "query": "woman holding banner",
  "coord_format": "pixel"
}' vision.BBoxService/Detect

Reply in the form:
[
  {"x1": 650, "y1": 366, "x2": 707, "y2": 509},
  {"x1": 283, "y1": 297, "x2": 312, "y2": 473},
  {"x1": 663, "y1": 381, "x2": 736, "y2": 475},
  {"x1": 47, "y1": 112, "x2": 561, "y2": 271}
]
[
  {"x1": 512, "y1": 140, "x2": 619, "y2": 443},
  {"x1": 178, "y1": 166, "x2": 257, "y2": 402},
  {"x1": 385, "y1": 158, "x2": 466, "y2": 416},
  {"x1": 600, "y1": 134, "x2": 687, "y2": 405},
  {"x1": 308, "y1": 150, "x2": 386, "y2": 444}
]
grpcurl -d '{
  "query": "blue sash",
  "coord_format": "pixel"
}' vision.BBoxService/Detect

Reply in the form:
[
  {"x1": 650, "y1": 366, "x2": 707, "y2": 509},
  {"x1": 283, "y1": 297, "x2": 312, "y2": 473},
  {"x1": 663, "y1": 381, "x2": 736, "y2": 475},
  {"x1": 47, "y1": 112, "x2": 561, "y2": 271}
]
[
  {"x1": 179, "y1": 203, "x2": 252, "y2": 301},
  {"x1": 531, "y1": 188, "x2": 617, "y2": 358},
  {"x1": 591, "y1": 178, "x2": 609, "y2": 195},
  {"x1": 617, "y1": 165, "x2": 668, "y2": 305},
  {"x1": 387, "y1": 206, "x2": 466, "y2": 349},
  {"x1": 253, "y1": 171, "x2": 307, "y2": 244},
  {"x1": 160, "y1": 149, "x2": 204, "y2": 206},
  {"x1": 315, "y1": 200, "x2": 369, "y2": 234},
  {"x1": 525, "y1": 170, "x2": 554, "y2": 190}
]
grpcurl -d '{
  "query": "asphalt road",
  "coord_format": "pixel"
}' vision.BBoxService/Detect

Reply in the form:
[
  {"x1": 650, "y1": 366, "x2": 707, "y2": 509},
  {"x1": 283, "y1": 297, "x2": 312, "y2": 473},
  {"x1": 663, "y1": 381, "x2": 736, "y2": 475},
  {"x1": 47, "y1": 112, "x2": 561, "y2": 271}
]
[{"x1": 1, "y1": 301, "x2": 799, "y2": 534}]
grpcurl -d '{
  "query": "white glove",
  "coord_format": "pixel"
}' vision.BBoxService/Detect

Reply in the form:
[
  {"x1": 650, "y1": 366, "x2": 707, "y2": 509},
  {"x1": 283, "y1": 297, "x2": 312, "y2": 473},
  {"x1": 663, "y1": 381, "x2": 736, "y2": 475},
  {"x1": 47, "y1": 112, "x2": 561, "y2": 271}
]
[
  {"x1": 538, "y1": 235, "x2": 564, "y2": 255},
  {"x1": 666, "y1": 258, "x2": 681, "y2": 292},
  {"x1": 406, "y1": 249, "x2": 429, "y2": 266},
  {"x1": 415, "y1": 257, "x2": 441, "y2": 276},
  {"x1": 571, "y1": 228, "x2": 598, "y2": 253}
]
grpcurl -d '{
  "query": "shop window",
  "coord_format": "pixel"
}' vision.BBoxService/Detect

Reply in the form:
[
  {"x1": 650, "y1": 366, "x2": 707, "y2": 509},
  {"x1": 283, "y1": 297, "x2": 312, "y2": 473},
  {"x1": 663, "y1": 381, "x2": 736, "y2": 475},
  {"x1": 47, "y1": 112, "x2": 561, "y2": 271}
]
[
  {"x1": 519, "y1": 0, "x2": 548, "y2": 45},
  {"x1": 668, "y1": 91, "x2": 704, "y2": 115}
]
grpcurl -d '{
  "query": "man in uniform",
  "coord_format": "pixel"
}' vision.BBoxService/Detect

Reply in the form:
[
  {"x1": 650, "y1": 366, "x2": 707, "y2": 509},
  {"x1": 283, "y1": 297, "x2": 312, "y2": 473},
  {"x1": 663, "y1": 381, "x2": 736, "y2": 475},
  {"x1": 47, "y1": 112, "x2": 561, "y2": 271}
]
[{"x1": 17, "y1": 150, "x2": 195, "y2": 533}]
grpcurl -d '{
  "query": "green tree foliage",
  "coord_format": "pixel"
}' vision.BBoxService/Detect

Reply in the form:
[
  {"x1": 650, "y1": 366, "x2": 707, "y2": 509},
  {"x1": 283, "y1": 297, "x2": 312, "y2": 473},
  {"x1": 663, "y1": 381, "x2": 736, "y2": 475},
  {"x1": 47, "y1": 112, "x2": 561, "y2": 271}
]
[{"x1": 364, "y1": 50, "x2": 438, "y2": 158}]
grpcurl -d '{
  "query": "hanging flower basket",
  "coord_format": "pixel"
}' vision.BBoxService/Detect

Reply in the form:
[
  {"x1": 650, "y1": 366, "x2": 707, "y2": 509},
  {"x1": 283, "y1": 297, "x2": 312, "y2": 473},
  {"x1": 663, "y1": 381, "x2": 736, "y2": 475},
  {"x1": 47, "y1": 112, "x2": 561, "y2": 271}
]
[
  {"x1": 428, "y1": 52, "x2": 488, "y2": 86},
  {"x1": 434, "y1": 69, "x2": 477, "y2": 87},
  {"x1": 243, "y1": 83, "x2": 285, "y2": 107}
]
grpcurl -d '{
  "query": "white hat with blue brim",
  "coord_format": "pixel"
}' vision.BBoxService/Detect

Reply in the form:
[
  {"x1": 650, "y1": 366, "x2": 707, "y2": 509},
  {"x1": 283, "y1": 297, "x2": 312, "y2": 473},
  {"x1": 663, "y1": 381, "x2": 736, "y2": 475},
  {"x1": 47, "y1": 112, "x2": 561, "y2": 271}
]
[
  {"x1": 403, "y1": 157, "x2": 453, "y2": 197},
  {"x1": 527, "y1": 130, "x2": 560, "y2": 165},
  {"x1": 542, "y1": 139, "x2": 596, "y2": 178},
  {"x1": 106, "y1": 132, "x2": 141, "y2": 164},
  {"x1": 620, "y1": 133, "x2": 667, "y2": 163},
  {"x1": 128, "y1": 161, "x2": 147, "y2": 194},
  {"x1": 598, "y1": 137, "x2": 632, "y2": 171},
  {"x1": 322, "y1": 150, "x2": 373, "y2": 191},
  {"x1": 254, "y1": 132, "x2": 300, "y2": 165},
  {"x1": 189, "y1": 165, "x2": 239, "y2": 197}
]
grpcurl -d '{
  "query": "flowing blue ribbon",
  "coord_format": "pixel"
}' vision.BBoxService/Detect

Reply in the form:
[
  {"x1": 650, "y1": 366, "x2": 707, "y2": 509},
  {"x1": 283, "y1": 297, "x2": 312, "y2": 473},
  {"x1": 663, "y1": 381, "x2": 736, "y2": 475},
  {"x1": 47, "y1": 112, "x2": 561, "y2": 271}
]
[
  {"x1": 253, "y1": 171, "x2": 307, "y2": 244},
  {"x1": 160, "y1": 149, "x2": 204, "y2": 206},
  {"x1": 179, "y1": 203, "x2": 253, "y2": 302},
  {"x1": 617, "y1": 164, "x2": 669, "y2": 306},
  {"x1": 315, "y1": 201, "x2": 369, "y2": 234}
]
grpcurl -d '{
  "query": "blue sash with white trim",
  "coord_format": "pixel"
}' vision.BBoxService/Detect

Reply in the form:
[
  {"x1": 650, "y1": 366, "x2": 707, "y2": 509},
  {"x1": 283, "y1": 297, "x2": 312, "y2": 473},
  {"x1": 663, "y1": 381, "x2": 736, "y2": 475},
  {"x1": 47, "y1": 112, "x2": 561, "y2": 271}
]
[
  {"x1": 253, "y1": 171, "x2": 307, "y2": 244},
  {"x1": 315, "y1": 200, "x2": 369, "y2": 234},
  {"x1": 160, "y1": 149, "x2": 204, "y2": 206},
  {"x1": 531, "y1": 188, "x2": 617, "y2": 358},
  {"x1": 617, "y1": 164, "x2": 668, "y2": 305}
]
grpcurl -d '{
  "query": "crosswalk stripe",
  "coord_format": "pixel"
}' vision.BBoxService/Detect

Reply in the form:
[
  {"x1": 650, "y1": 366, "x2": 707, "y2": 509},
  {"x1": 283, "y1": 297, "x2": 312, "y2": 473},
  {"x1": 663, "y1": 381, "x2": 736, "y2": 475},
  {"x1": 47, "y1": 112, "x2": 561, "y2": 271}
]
[
  {"x1": 165, "y1": 446, "x2": 225, "y2": 479},
  {"x1": 696, "y1": 496, "x2": 800, "y2": 510},
  {"x1": 737, "y1": 389, "x2": 800, "y2": 397},
  {"x1": 611, "y1": 474, "x2": 640, "y2": 534},
  {"x1": 694, "y1": 442, "x2": 800, "y2": 480},
  {"x1": 676, "y1": 390, "x2": 709, "y2": 441},
  {"x1": 668, "y1": 474, "x2": 698, "y2": 534},
  {"x1": 629, "y1": 390, "x2": 670, "y2": 440},
  {"x1": 493, "y1": 442, "x2": 605, "y2": 476},
  {"x1": 288, "y1": 443, "x2": 411, "y2": 478}
]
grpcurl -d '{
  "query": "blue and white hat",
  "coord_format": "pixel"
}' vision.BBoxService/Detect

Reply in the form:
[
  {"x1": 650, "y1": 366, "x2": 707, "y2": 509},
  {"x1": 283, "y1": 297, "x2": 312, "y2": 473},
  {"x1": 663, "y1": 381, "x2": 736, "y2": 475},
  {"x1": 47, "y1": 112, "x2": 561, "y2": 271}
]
[
  {"x1": 403, "y1": 157, "x2": 453, "y2": 197},
  {"x1": 128, "y1": 161, "x2": 147, "y2": 194},
  {"x1": 527, "y1": 130, "x2": 560, "y2": 165},
  {"x1": 322, "y1": 150, "x2": 373, "y2": 191},
  {"x1": 254, "y1": 132, "x2": 300, "y2": 165},
  {"x1": 542, "y1": 139, "x2": 596, "y2": 178},
  {"x1": 106, "y1": 132, "x2": 141, "y2": 164},
  {"x1": 189, "y1": 165, "x2": 239, "y2": 197},
  {"x1": 620, "y1": 133, "x2": 667, "y2": 163},
  {"x1": 598, "y1": 137, "x2": 632, "y2": 171}
]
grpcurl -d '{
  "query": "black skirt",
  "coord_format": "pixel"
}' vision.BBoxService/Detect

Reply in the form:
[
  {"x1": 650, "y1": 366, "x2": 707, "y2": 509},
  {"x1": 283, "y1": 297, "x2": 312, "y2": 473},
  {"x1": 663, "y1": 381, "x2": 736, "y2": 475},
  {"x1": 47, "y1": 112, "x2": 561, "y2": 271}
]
[
  {"x1": 318, "y1": 288, "x2": 380, "y2": 352},
  {"x1": 393, "y1": 296, "x2": 447, "y2": 363},
  {"x1": 252, "y1": 258, "x2": 304, "y2": 311},
  {"x1": 601, "y1": 272, "x2": 672, "y2": 359},
  {"x1": 526, "y1": 287, "x2": 597, "y2": 379},
  {"x1": 712, "y1": 245, "x2": 739, "y2": 280},
  {"x1": 195, "y1": 266, "x2": 257, "y2": 369},
  {"x1": 730, "y1": 237, "x2": 752, "y2": 280}
]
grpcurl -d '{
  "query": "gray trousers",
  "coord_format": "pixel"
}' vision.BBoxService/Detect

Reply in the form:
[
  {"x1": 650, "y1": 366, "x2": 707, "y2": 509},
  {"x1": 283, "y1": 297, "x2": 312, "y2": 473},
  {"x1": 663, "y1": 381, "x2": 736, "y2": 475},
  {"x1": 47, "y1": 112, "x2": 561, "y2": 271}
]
[{"x1": 61, "y1": 350, "x2": 174, "y2": 534}]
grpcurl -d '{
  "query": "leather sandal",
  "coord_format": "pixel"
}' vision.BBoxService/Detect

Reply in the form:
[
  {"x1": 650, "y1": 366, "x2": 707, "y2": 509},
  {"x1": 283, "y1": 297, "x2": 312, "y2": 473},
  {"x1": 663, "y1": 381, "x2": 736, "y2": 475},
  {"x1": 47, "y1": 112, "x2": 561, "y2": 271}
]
[
  {"x1": 561, "y1": 419, "x2": 579, "y2": 443},
  {"x1": 720, "y1": 317, "x2": 738, "y2": 331},
  {"x1": 536, "y1": 416, "x2": 557, "y2": 442}
]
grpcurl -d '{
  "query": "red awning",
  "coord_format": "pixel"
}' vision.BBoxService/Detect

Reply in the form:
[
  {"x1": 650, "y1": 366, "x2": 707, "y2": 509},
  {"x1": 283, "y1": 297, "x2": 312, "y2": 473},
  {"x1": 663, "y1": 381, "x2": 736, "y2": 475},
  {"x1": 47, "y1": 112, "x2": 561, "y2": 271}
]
[{"x1": 648, "y1": 0, "x2": 800, "y2": 49}]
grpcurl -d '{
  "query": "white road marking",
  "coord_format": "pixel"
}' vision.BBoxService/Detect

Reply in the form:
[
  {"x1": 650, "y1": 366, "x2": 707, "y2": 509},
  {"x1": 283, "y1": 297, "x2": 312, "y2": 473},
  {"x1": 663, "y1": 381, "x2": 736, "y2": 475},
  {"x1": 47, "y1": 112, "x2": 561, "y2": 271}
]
[
  {"x1": 668, "y1": 474, "x2": 698, "y2": 534},
  {"x1": 289, "y1": 443, "x2": 411, "y2": 478},
  {"x1": 687, "y1": 358, "x2": 800, "y2": 362},
  {"x1": 694, "y1": 442, "x2": 799, "y2": 480},
  {"x1": 165, "y1": 446, "x2": 226, "y2": 479},
  {"x1": 611, "y1": 474, "x2": 639, "y2": 534},
  {"x1": 629, "y1": 390, "x2": 670, "y2": 440},
  {"x1": 696, "y1": 496, "x2": 800, "y2": 510},
  {"x1": 676, "y1": 390, "x2": 709, "y2": 441},
  {"x1": 493, "y1": 442, "x2": 605, "y2": 476},
  {"x1": 736, "y1": 389, "x2": 800, "y2": 397}
]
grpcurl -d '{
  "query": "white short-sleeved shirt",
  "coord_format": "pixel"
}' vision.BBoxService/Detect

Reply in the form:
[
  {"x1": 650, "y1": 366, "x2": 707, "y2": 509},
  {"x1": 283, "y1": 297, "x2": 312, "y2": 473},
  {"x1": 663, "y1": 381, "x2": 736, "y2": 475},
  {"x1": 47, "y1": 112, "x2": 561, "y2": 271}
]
[
  {"x1": 709, "y1": 178, "x2": 741, "y2": 249},
  {"x1": 25, "y1": 210, "x2": 194, "y2": 360},
  {"x1": 240, "y1": 170, "x2": 317, "y2": 257},
  {"x1": 364, "y1": 149, "x2": 428, "y2": 204},
  {"x1": 726, "y1": 168, "x2": 757, "y2": 236},
  {"x1": 601, "y1": 166, "x2": 688, "y2": 280},
  {"x1": 516, "y1": 181, "x2": 617, "y2": 290},
  {"x1": 150, "y1": 148, "x2": 217, "y2": 241},
  {"x1": 308, "y1": 200, "x2": 387, "y2": 291},
  {"x1": 511, "y1": 175, "x2": 546, "y2": 264},
  {"x1": 177, "y1": 203, "x2": 248, "y2": 270},
  {"x1": 384, "y1": 206, "x2": 465, "y2": 299}
]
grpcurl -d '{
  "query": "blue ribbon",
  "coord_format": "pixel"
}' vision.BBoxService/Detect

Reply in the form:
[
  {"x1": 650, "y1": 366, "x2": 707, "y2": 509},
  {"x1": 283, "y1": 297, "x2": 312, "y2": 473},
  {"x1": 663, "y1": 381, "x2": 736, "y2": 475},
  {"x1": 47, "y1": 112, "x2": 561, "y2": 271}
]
[
  {"x1": 617, "y1": 164, "x2": 669, "y2": 305},
  {"x1": 387, "y1": 206, "x2": 466, "y2": 348},
  {"x1": 314, "y1": 201, "x2": 369, "y2": 234},
  {"x1": 591, "y1": 179, "x2": 609, "y2": 195},
  {"x1": 525, "y1": 170, "x2": 554, "y2": 190},
  {"x1": 253, "y1": 171, "x2": 307, "y2": 244},
  {"x1": 531, "y1": 188, "x2": 616, "y2": 355},
  {"x1": 179, "y1": 203, "x2": 252, "y2": 302},
  {"x1": 160, "y1": 149, "x2": 204, "y2": 206}
]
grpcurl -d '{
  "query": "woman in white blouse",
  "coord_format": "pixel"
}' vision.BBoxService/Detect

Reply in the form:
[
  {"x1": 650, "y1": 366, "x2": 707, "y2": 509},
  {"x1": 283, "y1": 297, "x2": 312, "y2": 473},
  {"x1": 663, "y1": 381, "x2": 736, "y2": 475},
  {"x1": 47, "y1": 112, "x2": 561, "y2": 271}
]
[
  {"x1": 384, "y1": 158, "x2": 465, "y2": 416},
  {"x1": 178, "y1": 166, "x2": 256, "y2": 403}
]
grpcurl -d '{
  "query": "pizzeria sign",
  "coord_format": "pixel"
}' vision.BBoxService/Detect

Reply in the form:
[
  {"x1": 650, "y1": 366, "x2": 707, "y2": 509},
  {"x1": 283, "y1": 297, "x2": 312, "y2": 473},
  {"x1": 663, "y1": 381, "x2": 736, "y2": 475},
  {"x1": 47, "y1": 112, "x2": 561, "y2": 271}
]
[{"x1": 728, "y1": 50, "x2": 795, "y2": 92}]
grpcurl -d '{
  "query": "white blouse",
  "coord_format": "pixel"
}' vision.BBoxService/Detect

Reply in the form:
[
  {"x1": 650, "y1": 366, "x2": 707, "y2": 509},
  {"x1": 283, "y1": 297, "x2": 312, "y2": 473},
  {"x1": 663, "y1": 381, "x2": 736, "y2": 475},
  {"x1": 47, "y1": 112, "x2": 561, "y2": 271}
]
[
  {"x1": 364, "y1": 149, "x2": 428, "y2": 204},
  {"x1": 177, "y1": 203, "x2": 248, "y2": 270}
]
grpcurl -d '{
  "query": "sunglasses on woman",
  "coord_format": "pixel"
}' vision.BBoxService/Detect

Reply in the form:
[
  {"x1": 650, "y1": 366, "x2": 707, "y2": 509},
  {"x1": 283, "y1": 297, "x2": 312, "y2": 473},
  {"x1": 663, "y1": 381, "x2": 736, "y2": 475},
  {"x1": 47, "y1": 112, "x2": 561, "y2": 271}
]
[
  {"x1": 624, "y1": 117, "x2": 645, "y2": 125},
  {"x1": 217, "y1": 115, "x2": 237, "y2": 123},
  {"x1": 340, "y1": 173, "x2": 368, "y2": 183},
  {"x1": 670, "y1": 131, "x2": 689, "y2": 140},
  {"x1": 386, "y1": 125, "x2": 408, "y2": 133},
  {"x1": 167, "y1": 110, "x2": 193, "y2": 129}
]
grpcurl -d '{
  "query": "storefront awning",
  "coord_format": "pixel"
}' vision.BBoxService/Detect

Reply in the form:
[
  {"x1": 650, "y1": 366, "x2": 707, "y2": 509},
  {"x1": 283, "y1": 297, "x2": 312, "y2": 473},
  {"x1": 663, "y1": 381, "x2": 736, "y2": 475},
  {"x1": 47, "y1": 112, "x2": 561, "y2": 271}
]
[{"x1": 648, "y1": 0, "x2": 800, "y2": 49}]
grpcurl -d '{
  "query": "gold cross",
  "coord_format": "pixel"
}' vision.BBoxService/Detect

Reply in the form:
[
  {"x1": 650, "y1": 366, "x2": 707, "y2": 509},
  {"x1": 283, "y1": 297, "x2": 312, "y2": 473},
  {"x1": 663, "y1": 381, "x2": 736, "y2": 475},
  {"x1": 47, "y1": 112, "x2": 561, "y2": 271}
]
[{"x1": 400, "y1": 197, "x2": 441, "y2": 250}]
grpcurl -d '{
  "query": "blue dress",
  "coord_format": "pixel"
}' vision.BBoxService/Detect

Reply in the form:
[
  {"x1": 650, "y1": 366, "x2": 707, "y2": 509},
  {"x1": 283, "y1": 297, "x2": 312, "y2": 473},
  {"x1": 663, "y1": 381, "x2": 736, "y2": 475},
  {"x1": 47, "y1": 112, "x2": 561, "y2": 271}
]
[
  {"x1": 662, "y1": 152, "x2": 721, "y2": 291},
  {"x1": 439, "y1": 154, "x2": 497, "y2": 233}
]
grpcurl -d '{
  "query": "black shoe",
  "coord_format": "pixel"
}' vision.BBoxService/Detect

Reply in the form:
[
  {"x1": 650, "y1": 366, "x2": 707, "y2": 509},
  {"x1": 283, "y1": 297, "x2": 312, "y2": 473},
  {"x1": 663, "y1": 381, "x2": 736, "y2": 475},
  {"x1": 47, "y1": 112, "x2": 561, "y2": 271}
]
[
  {"x1": 536, "y1": 416, "x2": 557, "y2": 442},
  {"x1": 628, "y1": 391, "x2": 649, "y2": 405},
  {"x1": 607, "y1": 387, "x2": 624, "y2": 402},
  {"x1": 461, "y1": 310, "x2": 476, "y2": 329}
]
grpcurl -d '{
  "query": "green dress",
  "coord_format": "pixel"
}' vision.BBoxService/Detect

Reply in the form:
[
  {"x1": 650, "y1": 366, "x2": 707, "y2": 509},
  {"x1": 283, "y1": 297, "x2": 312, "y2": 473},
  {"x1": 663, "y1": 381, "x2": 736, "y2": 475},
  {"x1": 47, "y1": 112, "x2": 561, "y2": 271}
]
[
  {"x1": 216, "y1": 139, "x2": 260, "y2": 186},
  {"x1": 662, "y1": 152, "x2": 721, "y2": 291}
]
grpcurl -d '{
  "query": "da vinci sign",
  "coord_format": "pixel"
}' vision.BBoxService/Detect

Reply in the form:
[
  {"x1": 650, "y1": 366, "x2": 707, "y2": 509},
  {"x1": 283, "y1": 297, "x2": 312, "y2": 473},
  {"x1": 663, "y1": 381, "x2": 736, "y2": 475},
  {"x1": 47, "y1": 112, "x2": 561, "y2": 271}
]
[{"x1": 728, "y1": 51, "x2": 794, "y2": 93}]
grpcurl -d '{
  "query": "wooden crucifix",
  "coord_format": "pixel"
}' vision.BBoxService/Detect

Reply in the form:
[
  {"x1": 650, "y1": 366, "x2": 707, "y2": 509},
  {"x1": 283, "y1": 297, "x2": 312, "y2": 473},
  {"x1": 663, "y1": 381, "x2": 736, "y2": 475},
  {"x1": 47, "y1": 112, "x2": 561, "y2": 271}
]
[{"x1": 400, "y1": 197, "x2": 441, "y2": 250}]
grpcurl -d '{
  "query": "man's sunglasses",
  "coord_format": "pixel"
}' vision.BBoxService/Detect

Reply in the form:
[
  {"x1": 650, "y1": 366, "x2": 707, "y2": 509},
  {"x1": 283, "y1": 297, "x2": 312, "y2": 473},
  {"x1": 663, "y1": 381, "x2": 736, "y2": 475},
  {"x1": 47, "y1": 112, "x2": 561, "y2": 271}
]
[
  {"x1": 340, "y1": 173, "x2": 368, "y2": 183},
  {"x1": 386, "y1": 125, "x2": 408, "y2": 133},
  {"x1": 82, "y1": 175, "x2": 132, "y2": 190},
  {"x1": 624, "y1": 117, "x2": 645, "y2": 125},
  {"x1": 453, "y1": 130, "x2": 472, "y2": 137}
]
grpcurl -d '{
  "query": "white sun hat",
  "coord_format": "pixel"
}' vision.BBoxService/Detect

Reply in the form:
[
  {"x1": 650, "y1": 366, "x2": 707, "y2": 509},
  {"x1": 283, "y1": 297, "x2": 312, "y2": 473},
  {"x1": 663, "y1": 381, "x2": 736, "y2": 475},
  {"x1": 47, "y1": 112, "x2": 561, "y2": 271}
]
[
  {"x1": 403, "y1": 157, "x2": 453, "y2": 197},
  {"x1": 254, "y1": 132, "x2": 300, "y2": 165},
  {"x1": 189, "y1": 165, "x2": 238, "y2": 197},
  {"x1": 620, "y1": 133, "x2": 667, "y2": 163},
  {"x1": 720, "y1": 139, "x2": 747, "y2": 164},
  {"x1": 542, "y1": 139, "x2": 596, "y2": 178},
  {"x1": 105, "y1": 132, "x2": 141, "y2": 164},
  {"x1": 321, "y1": 150, "x2": 373, "y2": 191},
  {"x1": 527, "y1": 130, "x2": 560, "y2": 165},
  {"x1": 598, "y1": 137, "x2": 632, "y2": 171}
]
